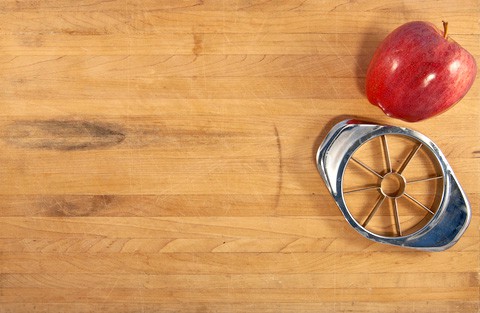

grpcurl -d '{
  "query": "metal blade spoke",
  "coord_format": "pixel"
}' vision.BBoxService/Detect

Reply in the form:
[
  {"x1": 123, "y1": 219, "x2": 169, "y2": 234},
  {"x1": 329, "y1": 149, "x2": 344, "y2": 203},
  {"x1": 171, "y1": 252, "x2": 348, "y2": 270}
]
[
  {"x1": 344, "y1": 185, "x2": 380, "y2": 194},
  {"x1": 404, "y1": 193, "x2": 435, "y2": 215},
  {"x1": 397, "y1": 143, "x2": 422, "y2": 174},
  {"x1": 362, "y1": 195, "x2": 387, "y2": 227},
  {"x1": 392, "y1": 198, "x2": 402, "y2": 236},
  {"x1": 351, "y1": 157, "x2": 383, "y2": 179},
  {"x1": 381, "y1": 135, "x2": 392, "y2": 173},
  {"x1": 407, "y1": 176, "x2": 443, "y2": 184}
]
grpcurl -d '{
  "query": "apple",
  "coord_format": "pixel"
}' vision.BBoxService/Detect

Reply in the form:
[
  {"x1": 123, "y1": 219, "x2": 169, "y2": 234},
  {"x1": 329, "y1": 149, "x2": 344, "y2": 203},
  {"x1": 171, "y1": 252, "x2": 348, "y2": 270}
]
[{"x1": 366, "y1": 21, "x2": 477, "y2": 122}]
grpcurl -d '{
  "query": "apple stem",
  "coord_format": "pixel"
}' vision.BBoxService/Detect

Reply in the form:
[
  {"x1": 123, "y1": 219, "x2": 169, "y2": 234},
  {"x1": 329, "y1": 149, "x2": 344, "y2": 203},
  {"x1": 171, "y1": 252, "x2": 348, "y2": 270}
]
[{"x1": 442, "y1": 21, "x2": 449, "y2": 39}]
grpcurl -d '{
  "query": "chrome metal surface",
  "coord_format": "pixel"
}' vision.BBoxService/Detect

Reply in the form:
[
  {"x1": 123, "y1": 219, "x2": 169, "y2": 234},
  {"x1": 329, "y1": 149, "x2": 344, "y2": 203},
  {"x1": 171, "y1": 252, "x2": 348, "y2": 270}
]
[{"x1": 316, "y1": 119, "x2": 471, "y2": 251}]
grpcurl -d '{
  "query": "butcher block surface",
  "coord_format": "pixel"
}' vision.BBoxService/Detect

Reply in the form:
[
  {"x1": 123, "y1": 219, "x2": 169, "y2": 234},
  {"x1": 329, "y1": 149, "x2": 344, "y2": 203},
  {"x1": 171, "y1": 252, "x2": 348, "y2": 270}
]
[{"x1": 0, "y1": 1, "x2": 479, "y2": 312}]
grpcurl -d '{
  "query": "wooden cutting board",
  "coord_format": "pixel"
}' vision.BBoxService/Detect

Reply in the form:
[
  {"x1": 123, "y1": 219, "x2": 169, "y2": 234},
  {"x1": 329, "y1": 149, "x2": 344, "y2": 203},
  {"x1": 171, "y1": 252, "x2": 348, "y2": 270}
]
[{"x1": 0, "y1": 1, "x2": 478, "y2": 312}]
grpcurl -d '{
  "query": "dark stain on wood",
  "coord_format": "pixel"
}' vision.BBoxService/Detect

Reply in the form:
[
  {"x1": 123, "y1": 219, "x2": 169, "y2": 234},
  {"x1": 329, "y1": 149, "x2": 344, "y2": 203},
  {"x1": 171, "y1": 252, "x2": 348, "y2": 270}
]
[
  {"x1": 47, "y1": 195, "x2": 116, "y2": 217},
  {"x1": 19, "y1": 32, "x2": 45, "y2": 47},
  {"x1": 62, "y1": 28, "x2": 106, "y2": 36},
  {"x1": 273, "y1": 124, "x2": 283, "y2": 211},
  {"x1": 3, "y1": 120, "x2": 126, "y2": 151},
  {"x1": 192, "y1": 33, "x2": 203, "y2": 55}
]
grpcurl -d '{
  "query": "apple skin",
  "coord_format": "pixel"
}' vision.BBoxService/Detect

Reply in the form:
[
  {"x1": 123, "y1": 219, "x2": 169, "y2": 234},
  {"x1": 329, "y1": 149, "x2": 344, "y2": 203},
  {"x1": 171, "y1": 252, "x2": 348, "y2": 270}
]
[{"x1": 366, "y1": 21, "x2": 477, "y2": 122}]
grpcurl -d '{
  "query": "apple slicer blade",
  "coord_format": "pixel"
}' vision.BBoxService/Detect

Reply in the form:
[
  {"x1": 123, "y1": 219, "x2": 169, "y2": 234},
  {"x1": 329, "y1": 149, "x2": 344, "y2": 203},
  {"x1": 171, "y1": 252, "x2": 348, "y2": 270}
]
[{"x1": 316, "y1": 119, "x2": 471, "y2": 251}]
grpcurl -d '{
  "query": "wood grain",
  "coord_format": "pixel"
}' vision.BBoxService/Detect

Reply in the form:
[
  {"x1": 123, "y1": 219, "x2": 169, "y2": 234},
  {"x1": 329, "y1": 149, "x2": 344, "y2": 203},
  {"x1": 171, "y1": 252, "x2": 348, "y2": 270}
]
[{"x1": 0, "y1": 0, "x2": 479, "y2": 312}]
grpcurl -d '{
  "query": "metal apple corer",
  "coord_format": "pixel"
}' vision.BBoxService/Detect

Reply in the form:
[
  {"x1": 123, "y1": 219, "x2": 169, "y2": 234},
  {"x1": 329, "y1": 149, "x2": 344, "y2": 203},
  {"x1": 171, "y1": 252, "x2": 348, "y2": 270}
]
[{"x1": 316, "y1": 119, "x2": 471, "y2": 251}]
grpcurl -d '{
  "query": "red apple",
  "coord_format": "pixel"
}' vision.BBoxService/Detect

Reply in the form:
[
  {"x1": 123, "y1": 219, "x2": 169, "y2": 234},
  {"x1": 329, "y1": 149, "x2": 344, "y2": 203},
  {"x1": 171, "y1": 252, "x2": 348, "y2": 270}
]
[{"x1": 366, "y1": 21, "x2": 477, "y2": 122}]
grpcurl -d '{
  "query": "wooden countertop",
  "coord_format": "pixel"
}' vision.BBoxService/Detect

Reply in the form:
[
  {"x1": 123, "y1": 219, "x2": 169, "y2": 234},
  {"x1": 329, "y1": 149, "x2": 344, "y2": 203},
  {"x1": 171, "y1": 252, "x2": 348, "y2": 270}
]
[{"x1": 0, "y1": 1, "x2": 478, "y2": 312}]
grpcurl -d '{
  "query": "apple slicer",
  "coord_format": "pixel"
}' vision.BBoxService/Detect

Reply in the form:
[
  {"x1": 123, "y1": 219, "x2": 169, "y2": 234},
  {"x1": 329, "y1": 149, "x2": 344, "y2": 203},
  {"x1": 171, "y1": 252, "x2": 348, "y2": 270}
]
[{"x1": 316, "y1": 119, "x2": 471, "y2": 251}]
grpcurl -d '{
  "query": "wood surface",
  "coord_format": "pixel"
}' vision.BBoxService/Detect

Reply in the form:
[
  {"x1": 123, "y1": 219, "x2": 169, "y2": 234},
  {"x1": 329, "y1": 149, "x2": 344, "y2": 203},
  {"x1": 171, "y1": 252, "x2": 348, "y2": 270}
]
[{"x1": 0, "y1": 1, "x2": 479, "y2": 312}]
